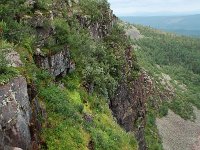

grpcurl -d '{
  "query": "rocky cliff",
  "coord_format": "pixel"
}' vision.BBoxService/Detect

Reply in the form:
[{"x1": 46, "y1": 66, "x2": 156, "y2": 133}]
[
  {"x1": 0, "y1": 0, "x2": 151, "y2": 149},
  {"x1": 110, "y1": 45, "x2": 153, "y2": 150},
  {"x1": 0, "y1": 77, "x2": 31, "y2": 150},
  {"x1": 33, "y1": 48, "x2": 72, "y2": 78},
  {"x1": 77, "y1": 9, "x2": 117, "y2": 39},
  {"x1": 111, "y1": 71, "x2": 152, "y2": 149}
]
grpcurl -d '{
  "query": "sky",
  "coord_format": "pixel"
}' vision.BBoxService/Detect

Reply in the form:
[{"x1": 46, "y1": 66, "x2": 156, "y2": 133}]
[{"x1": 107, "y1": 0, "x2": 200, "y2": 16}]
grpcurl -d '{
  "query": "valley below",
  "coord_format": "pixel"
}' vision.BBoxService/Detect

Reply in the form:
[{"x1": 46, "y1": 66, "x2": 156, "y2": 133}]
[
  {"x1": 125, "y1": 21, "x2": 200, "y2": 149},
  {"x1": 121, "y1": 14, "x2": 200, "y2": 37}
]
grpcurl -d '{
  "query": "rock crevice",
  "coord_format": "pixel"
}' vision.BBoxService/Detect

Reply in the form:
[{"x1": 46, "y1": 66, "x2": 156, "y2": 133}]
[{"x1": 33, "y1": 48, "x2": 74, "y2": 77}]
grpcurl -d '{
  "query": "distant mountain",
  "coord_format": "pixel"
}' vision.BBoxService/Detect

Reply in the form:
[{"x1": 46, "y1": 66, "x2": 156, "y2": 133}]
[{"x1": 121, "y1": 14, "x2": 200, "y2": 37}]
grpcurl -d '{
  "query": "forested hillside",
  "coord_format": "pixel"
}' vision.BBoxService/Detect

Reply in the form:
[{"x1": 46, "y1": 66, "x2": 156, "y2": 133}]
[
  {"x1": 133, "y1": 25, "x2": 200, "y2": 117},
  {"x1": 129, "y1": 24, "x2": 200, "y2": 149}
]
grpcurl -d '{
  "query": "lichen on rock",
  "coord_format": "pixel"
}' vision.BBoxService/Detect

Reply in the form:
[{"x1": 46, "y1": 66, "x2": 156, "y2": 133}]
[{"x1": 0, "y1": 77, "x2": 31, "y2": 150}]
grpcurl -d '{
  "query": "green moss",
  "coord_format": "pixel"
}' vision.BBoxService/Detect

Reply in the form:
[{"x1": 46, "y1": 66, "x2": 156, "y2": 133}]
[{"x1": 36, "y1": 73, "x2": 137, "y2": 150}]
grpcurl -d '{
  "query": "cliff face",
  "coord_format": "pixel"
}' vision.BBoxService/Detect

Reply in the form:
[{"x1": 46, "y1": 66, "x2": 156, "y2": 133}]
[
  {"x1": 111, "y1": 71, "x2": 153, "y2": 150},
  {"x1": 34, "y1": 49, "x2": 72, "y2": 78},
  {"x1": 77, "y1": 9, "x2": 117, "y2": 39},
  {"x1": 0, "y1": 77, "x2": 31, "y2": 150}
]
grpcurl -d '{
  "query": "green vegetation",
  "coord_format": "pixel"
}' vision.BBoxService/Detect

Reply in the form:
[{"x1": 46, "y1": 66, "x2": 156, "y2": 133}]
[
  {"x1": 0, "y1": 0, "x2": 139, "y2": 149},
  {"x1": 0, "y1": 41, "x2": 11, "y2": 73},
  {"x1": 0, "y1": 40, "x2": 19, "y2": 84},
  {"x1": 3, "y1": 0, "x2": 200, "y2": 149},
  {"x1": 129, "y1": 24, "x2": 200, "y2": 149},
  {"x1": 36, "y1": 16, "x2": 138, "y2": 149},
  {"x1": 133, "y1": 25, "x2": 200, "y2": 119},
  {"x1": 79, "y1": 0, "x2": 110, "y2": 22},
  {"x1": 37, "y1": 73, "x2": 137, "y2": 150},
  {"x1": 145, "y1": 98, "x2": 164, "y2": 150}
]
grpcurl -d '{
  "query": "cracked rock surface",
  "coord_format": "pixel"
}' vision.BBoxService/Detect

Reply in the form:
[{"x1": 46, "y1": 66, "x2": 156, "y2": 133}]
[{"x1": 0, "y1": 77, "x2": 31, "y2": 150}]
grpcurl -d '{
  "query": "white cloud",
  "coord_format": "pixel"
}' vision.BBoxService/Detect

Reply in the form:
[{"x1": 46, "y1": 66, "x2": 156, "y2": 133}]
[{"x1": 107, "y1": 0, "x2": 200, "y2": 16}]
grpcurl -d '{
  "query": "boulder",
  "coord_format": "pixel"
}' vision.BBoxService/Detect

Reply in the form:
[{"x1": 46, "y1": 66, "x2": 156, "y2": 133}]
[{"x1": 0, "y1": 77, "x2": 32, "y2": 150}]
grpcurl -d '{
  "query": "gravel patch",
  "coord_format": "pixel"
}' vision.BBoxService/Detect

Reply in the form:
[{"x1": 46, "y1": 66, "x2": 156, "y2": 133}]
[
  {"x1": 125, "y1": 26, "x2": 143, "y2": 40},
  {"x1": 156, "y1": 107, "x2": 200, "y2": 150}
]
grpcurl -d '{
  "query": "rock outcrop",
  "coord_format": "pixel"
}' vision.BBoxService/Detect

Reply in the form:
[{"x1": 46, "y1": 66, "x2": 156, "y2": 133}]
[
  {"x1": 110, "y1": 71, "x2": 152, "y2": 150},
  {"x1": 6, "y1": 51, "x2": 23, "y2": 67},
  {"x1": 0, "y1": 1, "x2": 150, "y2": 149},
  {"x1": 111, "y1": 71, "x2": 152, "y2": 131},
  {"x1": 125, "y1": 25, "x2": 143, "y2": 40},
  {"x1": 0, "y1": 76, "x2": 43, "y2": 150},
  {"x1": 0, "y1": 77, "x2": 32, "y2": 150},
  {"x1": 110, "y1": 45, "x2": 153, "y2": 150},
  {"x1": 33, "y1": 48, "x2": 74, "y2": 77},
  {"x1": 77, "y1": 9, "x2": 117, "y2": 39}
]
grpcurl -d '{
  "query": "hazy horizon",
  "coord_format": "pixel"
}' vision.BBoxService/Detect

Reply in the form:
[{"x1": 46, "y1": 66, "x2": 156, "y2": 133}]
[
  {"x1": 119, "y1": 13, "x2": 200, "y2": 17},
  {"x1": 108, "y1": 0, "x2": 200, "y2": 17}
]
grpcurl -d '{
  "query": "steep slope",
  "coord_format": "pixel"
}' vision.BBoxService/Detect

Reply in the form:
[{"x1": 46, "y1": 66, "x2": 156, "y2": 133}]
[
  {"x1": 0, "y1": 0, "x2": 153, "y2": 150},
  {"x1": 2, "y1": 1, "x2": 200, "y2": 149}
]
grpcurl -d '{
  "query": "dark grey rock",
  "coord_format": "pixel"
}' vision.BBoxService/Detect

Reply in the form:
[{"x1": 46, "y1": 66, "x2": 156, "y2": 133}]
[
  {"x1": 77, "y1": 9, "x2": 117, "y2": 40},
  {"x1": 34, "y1": 48, "x2": 74, "y2": 77},
  {"x1": 110, "y1": 46, "x2": 153, "y2": 150},
  {"x1": 0, "y1": 77, "x2": 32, "y2": 150}
]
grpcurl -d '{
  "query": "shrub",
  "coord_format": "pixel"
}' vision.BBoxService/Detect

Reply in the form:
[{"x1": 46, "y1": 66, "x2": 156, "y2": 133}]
[
  {"x1": 79, "y1": 0, "x2": 109, "y2": 22},
  {"x1": 52, "y1": 18, "x2": 70, "y2": 45},
  {"x1": 0, "y1": 50, "x2": 7, "y2": 74},
  {"x1": 0, "y1": 41, "x2": 19, "y2": 84},
  {"x1": 0, "y1": 40, "x2": 13, "y2": 73},
  {"x1": 159, "y1": 102, "x2": 168, "y2": 117}
]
